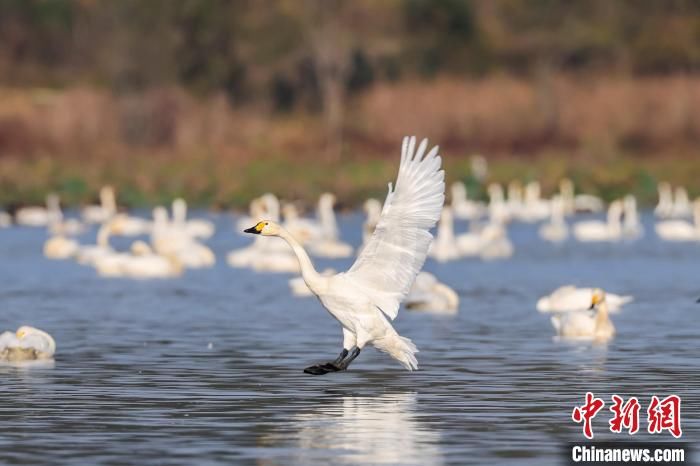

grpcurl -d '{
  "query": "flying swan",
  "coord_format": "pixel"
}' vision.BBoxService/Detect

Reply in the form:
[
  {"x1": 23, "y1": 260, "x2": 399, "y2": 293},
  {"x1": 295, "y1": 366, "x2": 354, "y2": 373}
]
[{"x1": 244, "y1": 136, "x2": 445, "y2": 374}]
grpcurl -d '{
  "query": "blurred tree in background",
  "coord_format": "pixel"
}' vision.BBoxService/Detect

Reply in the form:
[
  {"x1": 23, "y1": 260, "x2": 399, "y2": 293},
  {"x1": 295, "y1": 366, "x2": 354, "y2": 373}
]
[{"x1": 1, "y1": 0, "x2": 700, "y2": 205}]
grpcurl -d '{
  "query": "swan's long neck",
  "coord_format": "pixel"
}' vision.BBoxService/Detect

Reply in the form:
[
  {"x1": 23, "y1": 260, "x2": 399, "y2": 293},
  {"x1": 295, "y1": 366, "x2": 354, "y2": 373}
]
[
  {"x1": 451, "y1": 183, "x2": 466, "y2": 204},
  {"x1": 278, "y1": 228, "x2": 322, "y2": 290},
  {"x1": 47, "y1": 195, "x2": 62, "y2": 224},
  {"x1": 101, "y1": 187, "x2": 117, "y2": 215},
  {"x1": 550, "y1": 196, "x2": 564, "y2": 224},
  {"x1": 173, "y1": 199, "x2": 187, "y2": 226},
  {"x1": 437, "y1": 210, "x2": 455, "y2": 243},
  {"x1": 693, "y1": 202, "x2": 700, "y2": 230},
  {"x1": 607, "y1": 203, "x2": 622, "y2": 235},
  {"x1": 594, "y1": 300, "x2": 610, "y2": 331},
  {"x1": 319, "y1": 200, "x2": 338, "y2": 240},
  {"x1": 97, "y1": 224, "x2": 111, "y2": 248}
]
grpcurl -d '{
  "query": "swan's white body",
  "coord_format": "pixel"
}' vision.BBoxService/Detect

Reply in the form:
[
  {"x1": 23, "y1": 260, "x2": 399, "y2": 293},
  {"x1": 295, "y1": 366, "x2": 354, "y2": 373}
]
[
  {"x1": 44, "y1": 235, "x2": 80, "y2": 260},
  {"x1": 655, "y1": 199, "x2": 700, "y2": 241},
  {"x1": 456, "y1": 222, "x2": 513, "y2": 260},
  {"x1": 405, "y1": 272, "x2": 458, "y2": 314},
  {"x1": 537, "y1": 285, "x2": 632, "y2": 314},
  {"x1": 550, "y1": 289, "x2": 615, "y2": 341},
  {"x1": 478, "y1": 224, "x2": 514, "y2": 260},
  {"x1": 82, "y1": 186, "x2": 117, "y2": 224},
  {"x1": 16, "y1": 194, "x2": 62, "y2": 227},
  {"x1": 518, "y1": 181, "x2": 550, "y2": 223},
  {"x1": 109, "y1": 213, "x2": 151, "y2": 237},
  {"x1": 96, "y1": 241, "x2": 182, "y2": 279},
  {"x1": 49, "y1": 218, "x2": 86, "y2": 236},
  {"x1": 247, "y1": 136, "x2": 445, "y2": 370},
  {"x1": 0, "y1": 326, "x2": 56, "y2": 361},
  {"x1": 450, "y1": 182, "x2": 485, "y2": 220},
  {"x1": 539, "y1": 195, "x2": 568, "y2": 242},
  {"x1": 573, "y1": 200, "x2": 623, "y2": 242}
]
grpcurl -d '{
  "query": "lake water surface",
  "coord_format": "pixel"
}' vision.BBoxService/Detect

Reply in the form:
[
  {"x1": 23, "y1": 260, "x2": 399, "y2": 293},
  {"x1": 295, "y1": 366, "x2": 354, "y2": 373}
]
[{"x1": 0, "y1": 212, "x2": 697, "y2": 465}]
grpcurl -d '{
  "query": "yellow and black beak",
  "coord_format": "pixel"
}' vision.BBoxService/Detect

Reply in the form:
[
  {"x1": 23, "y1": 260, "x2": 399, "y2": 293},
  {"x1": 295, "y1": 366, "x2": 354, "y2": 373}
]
[{"x1": 244, "y1": 222, "x2": 264, "y2": 234}]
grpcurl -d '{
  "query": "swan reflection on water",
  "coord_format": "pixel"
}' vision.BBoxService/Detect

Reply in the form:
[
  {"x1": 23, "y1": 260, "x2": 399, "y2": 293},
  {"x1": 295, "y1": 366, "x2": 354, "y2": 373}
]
[{"x1": 269, "y1": 392, "x2": 443, "y2": 465}]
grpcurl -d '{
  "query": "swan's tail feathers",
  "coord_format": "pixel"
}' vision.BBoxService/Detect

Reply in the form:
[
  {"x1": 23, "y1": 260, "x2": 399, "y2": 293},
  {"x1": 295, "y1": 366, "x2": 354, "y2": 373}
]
[
  {"x1": 619, "y1": 295, "x2": 634, "y2": 306},
  {"x1": 374, "y1": 334, "x2": 419, "y2": 371}
]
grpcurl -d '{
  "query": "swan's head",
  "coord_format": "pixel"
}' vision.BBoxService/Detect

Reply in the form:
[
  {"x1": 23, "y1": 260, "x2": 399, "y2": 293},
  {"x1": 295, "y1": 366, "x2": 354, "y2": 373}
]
[
  {"x1": 589, "y1": 288, "x2": 606, "y2": 309},
  {"x1": 244, "y1": 220, "x2": 281, "y2": 236},
  {"x1": 319, "y1": 193, "x2": 336, "y2": 207},
  {"x1": 16, "y1": 326, "x2": 33, "y2": 339}
]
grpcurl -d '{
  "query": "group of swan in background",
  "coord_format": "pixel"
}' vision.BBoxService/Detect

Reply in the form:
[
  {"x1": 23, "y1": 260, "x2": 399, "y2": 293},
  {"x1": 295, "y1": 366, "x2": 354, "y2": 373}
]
[
  {"x1": 1, "y1": 166, "x2": 694, "y2": 357},
  {"x1": 23, "y1": 187, "x2": 215, "y2": 278}
]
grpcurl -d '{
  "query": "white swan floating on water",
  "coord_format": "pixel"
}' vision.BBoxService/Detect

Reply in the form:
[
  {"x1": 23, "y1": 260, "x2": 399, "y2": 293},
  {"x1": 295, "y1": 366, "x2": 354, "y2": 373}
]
[
  {"x1": 44, "y1": 235, "x2": 80, "y2": 260},
  {"x1": 655, "y1": 198, "x2": 700, "y2": 241},
  {"x1": 538, "y1": 195, "x2": 568, "y2": 243},
  {"x1": 550, "y1": 288, "x2": 615, "y2": 341},
  {"x1": 82, "y1": 185, "x2": 117, "y2": 224},
  {"x1": 405, "y1": 272, "x2": 459, "y2": 314},
  {"x1": 573, "y1": 200, "x2": 623, "y2": 242},
  {"x1": 243, "y1": 136, "x2": 444, "y2": 374},
  {"x1": 15, "y1": 194, "x2": 62, "y2": 227},
  {"x1": 0, "y1": 326, "x2": 56, "y2": 362},
  {"x1": 308, "y1": 193, "x2": 353, "y2": 258},
  {"x1": 537, "y1": 285, "x2": 633, "y2": 314},
  {"x1": 450, "y1": 181, "x2": 485, "y2": 220}
]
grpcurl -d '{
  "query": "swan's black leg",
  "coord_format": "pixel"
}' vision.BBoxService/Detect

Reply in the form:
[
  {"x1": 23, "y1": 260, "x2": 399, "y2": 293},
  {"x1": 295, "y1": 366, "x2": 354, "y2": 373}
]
[
  {"x1": 338, "y1": 347, "x2": 361, "y2": 369},
  {"x1": 320, "y1": 347, "x2": 361, "y2": 372},
  {"x1": 304, "y1": 349, "x2": 349, "y2": 375}
]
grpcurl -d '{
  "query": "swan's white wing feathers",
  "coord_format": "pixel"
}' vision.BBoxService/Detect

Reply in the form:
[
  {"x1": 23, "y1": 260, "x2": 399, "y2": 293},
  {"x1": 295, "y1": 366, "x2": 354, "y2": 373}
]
[{"x1": 344, "y1": 136, "x2": 445, "y2": 319}]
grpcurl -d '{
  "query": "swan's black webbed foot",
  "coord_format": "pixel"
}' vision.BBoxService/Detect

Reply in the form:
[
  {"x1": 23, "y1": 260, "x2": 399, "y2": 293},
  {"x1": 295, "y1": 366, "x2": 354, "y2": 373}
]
[
  {"x1": 303, "y1": 364, "x2": 331, "y2": 375},
  {"x1": 304, "y1": 348, "x2": 356, "y2": 375}
]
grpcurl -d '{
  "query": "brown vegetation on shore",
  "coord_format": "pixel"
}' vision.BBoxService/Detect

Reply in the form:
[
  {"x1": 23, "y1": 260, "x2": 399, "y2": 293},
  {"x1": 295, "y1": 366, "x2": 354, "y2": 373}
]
[{"x1": 1, "y1": 74, "x2": 700, "y2": 207}]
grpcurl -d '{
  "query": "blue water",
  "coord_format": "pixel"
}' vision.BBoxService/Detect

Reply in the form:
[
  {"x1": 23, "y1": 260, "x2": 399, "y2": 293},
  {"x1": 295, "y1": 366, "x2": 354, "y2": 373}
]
[{"x1": 0, "y1": 212, "x2": 696, "y2": 465}]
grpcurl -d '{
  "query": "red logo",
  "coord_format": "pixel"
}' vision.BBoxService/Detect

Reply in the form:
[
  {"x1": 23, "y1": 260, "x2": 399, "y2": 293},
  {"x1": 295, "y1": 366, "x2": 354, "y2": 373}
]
[
  {"x1": 609, "y1": 395, "x2": 641, "y2": 434},
  {"x1": 572, "y1": 392, "x2": 605, "y2": 439},
  {"x1": 572, "y1": 393, "x2": 682, "y2": 439},
  {"x1": 647, "y1": 395, "x2": 682, "y2": 438}
]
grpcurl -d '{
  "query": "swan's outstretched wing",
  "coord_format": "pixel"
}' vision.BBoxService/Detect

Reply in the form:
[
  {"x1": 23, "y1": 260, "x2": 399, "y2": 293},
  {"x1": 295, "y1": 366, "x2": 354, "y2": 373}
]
[{"x1": 345, "y1": 136, "x2": 445, "y2": 319}]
